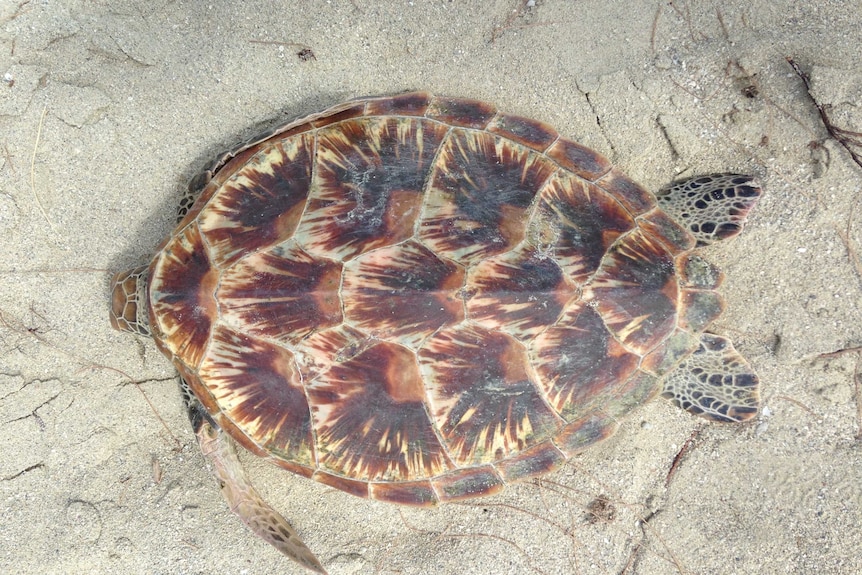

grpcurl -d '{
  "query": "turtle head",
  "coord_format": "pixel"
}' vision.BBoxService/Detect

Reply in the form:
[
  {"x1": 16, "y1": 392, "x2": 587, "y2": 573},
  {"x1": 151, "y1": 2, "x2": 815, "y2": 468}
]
[{"x1": 109, "y1": 265, "x2": 152, "y2": 337}]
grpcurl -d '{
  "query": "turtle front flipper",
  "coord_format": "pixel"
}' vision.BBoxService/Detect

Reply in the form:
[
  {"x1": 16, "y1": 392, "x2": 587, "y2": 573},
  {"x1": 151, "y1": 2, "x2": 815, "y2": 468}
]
[
  {"x1": 656, "y1": 174, "x2": 762, "y2": 246},
  {"x1": 661, "y1": 333, "x2": 759, "y2": 423},
  {"x1": 182, "y1": 380, "x2": 327, "y2": 574}
]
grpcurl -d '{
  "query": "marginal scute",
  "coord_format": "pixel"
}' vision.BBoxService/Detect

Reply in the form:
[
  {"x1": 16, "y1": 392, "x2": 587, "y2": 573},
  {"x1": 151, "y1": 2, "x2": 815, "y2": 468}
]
[
  {"x1": 178, "y1": 144, "x2": 266, "y2": 232},
  {"x1": 370, "y1": 479, "x2": 438, "y2": 506},
  {"x1": 310, "y1": 103, "x2": 366, "y2": 129},
  {"x1": 601, "y1": 370, "x2": 661, "y2": 419},
  {"x1": 312, "y1": 470, "x2": 370, "y2": 499},
  {"x1": 427, "y1": 96, "x2": 497, "y2": 128},
  {"x1": 487, "y1": 112, "x2": 559, "y2": 152},
  {"x1": 297, "y1": 117, "x2": 448, "y2": 260},
  {"x1": 553, "y1": 412, "x2": 619, "y2": 457},
  {"x1": 342, "y1": 240, "x2": 465, "y2": 348},
  {"x1": 269, "y1": 456, "x2": 315, "y2": 480},
  {"x1": 265, "y1": 121, "x2": 316, "y2": 144},
  {"x1": 366, "y1": 91, "x2": 432, "y2": 116},
  {"x1": 637, "y1": 208, "x2": 696, "y2": 252},
  {"x1": 678, "y1": 254, "x2": 723, "y2": 289},
  {"x1": 595, "y1": 167, "x2": 655, "y2": 216},
  {"x1": 546, "y1": 138, "x2": 611, "y2": 181},
  {"x1": 199, "y1": 134, "x2": 315, "y2": 268},
  {"x1": 211, "y1": 408, "x2": 275, "y2": 461},
  {"x1": 419, "y1": 128, "x2": 557, "y2": 265},
  {"x1": 679, "y1": 289, "x2": 724, "y2": 333},
  {"x1": 432, "y1": 466, "x2": 504, "y2": 502},
  {"x1": 495, "y1": 441, "x2": 566, "y2": 483}
]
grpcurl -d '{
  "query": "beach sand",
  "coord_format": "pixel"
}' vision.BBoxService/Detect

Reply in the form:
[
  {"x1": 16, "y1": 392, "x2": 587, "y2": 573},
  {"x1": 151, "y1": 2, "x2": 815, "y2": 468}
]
[{"x1": 1, "y1": 1, "x2": 860, "y2": 573}]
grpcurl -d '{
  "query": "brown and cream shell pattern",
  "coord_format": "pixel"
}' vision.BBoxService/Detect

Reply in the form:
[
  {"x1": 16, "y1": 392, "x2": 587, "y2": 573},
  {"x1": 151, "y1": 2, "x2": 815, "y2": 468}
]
[{"x1": 142, "y1": 92, "x2": 753, "y2": 506}]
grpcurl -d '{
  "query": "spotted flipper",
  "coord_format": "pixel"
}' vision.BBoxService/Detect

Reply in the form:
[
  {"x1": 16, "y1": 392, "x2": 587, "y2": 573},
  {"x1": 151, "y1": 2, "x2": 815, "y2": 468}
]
[
  {"x1": 656, "y1": 174, "x2": 762, "y2": 246},
  {"x1": 182, "y1": 380, "x2": 327, "y2": 574},
  {"x1": 661, "y1": 334, "x2": 759, "y2": 423}
]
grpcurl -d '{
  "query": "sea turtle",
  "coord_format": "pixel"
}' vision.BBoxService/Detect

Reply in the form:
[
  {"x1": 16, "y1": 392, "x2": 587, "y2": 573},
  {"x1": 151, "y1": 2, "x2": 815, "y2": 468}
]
[{"x1": 110, "y1": 91, "x2": 762, "y2": 573}]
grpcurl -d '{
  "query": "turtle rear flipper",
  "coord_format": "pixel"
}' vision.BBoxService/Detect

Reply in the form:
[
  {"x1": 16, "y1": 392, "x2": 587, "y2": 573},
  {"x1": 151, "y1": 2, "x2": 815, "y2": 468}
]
[
  {"x1": 183, "y1": 382, "x2": 327, "y2": 574},
  {"x1": 657, "y1": 174, "x2": 762, "y2": 246},
  {"x1": 661, "y1": 333, "x2": 760, "y2": 423}
]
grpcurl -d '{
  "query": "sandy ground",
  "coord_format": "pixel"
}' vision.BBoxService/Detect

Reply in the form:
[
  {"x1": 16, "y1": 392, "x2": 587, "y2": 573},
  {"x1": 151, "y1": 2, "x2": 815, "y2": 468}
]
[{"x1": 1, "y1": 1, "x2": 861, "y2": 574}]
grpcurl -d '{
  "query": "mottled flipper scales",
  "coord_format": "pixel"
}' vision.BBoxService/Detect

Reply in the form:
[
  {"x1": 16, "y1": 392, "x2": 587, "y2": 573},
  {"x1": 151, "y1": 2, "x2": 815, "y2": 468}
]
[
  {"x1": 661, "y1": 334, "x2": 759, "y2": 423},
  {"x1": 183, "y1": 380, "x2": 327, "y2": 574},
  {"x1": 656, "y1": 174, "x2": 761, "y2": 246}
]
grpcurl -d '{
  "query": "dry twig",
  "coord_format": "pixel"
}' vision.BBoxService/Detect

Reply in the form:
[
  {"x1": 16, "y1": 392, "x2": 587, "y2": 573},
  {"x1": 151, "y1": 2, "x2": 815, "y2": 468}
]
[
  {"x1": 854, "y1": 362, "x2": 862, "y2": 440},
  {"x1": 665, "y1": 427, "x2": 701, "y2": 487},
  {"x1": 30, "y1": 105, "x2": 57, "y2": 233},
  {"x1": 787, "y1": 57, "x2": 862, "y2": 170}
]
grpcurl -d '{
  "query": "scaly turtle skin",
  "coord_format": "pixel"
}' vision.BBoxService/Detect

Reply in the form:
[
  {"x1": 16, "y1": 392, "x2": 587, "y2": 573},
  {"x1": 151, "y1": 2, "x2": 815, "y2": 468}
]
[{"x1": 110, "y1": 92, "x2": 762, "y2": 573}]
